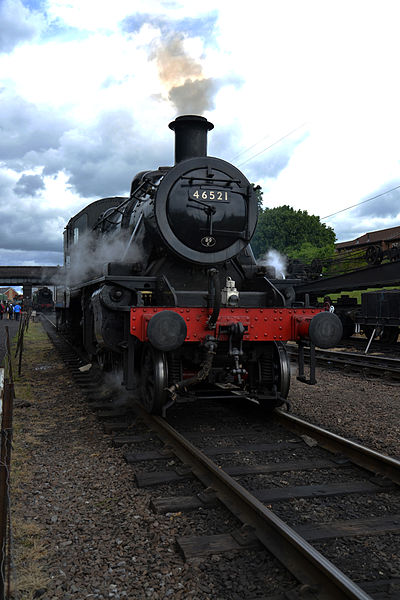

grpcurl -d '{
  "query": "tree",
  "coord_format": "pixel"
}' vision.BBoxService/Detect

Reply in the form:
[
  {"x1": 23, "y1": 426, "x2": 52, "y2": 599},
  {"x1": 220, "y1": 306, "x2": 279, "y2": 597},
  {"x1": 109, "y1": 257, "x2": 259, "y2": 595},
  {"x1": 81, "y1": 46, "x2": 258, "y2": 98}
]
[
  {"x1": 251, "y1": 204, "x2": 336, "y2": 261},
  {"x1": 252, "y1": 184, "x2": 264, "y2": 213}
]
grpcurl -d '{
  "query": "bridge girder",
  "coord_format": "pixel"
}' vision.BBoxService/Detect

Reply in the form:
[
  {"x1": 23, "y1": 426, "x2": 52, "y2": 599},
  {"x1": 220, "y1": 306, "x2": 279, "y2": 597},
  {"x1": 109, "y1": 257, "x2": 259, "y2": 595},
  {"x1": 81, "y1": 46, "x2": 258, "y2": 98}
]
[{"x1": 0, "y1": 266, "x2": 61, "y2": 287}]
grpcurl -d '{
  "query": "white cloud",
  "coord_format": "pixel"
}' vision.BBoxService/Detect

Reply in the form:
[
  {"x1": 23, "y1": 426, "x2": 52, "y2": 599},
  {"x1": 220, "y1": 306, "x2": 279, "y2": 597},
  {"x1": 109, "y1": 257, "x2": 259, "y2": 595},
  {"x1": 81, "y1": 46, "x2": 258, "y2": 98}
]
[
  {"x1": 0, "y1": 34, "x2": 159, "y2": 119},
  {"x1": 46, "y1": 0, "x2": 219, "y2": 30},
  {"x1": 0, "y1": 0, "x2": 399, "y2": 265},
  {"x1": 0, "y1": 0, "x2": 45, "y2": 52}
]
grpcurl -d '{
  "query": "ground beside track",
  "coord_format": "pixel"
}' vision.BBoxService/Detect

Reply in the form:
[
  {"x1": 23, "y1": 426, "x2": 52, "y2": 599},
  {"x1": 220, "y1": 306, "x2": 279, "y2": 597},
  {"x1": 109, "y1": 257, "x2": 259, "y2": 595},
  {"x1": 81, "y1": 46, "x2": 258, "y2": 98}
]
[
  {"x1": 10, "y1": 323, "x2": 212, "y2": 599},
  {"x1": 8, "y1": 321, "x2": 400, "y2": 598},
  {"x1": 288, "y1": 364, "x2": 400, "y2": 457},
  {"x1": 0, "y1": 317, "x2": 22, "y2": 364},
  {"x1": 10, "y1": 322, "x2": 294, "y2": 599}
]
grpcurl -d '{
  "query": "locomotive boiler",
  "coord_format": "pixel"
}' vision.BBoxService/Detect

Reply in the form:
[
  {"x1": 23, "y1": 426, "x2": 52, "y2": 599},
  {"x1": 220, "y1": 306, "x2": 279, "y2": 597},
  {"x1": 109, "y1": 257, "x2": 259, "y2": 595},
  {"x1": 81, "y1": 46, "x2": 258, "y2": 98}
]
[{"x1": 59, "y1": 115, "x2": 342, "y2": 414}]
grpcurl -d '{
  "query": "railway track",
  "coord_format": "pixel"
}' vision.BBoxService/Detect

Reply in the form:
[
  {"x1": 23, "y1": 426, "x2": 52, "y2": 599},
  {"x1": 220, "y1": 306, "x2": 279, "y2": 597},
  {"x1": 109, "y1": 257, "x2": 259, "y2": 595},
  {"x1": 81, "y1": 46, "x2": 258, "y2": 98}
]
[
  {"x1": 287, "y1": 345, "x2": 400, "y2": 382},
  {"x1": 40, "y1": 314, "x2": 400, "y2": 599},
  {"x1": 337, "y1": 337, "x2": 400, "y2": 357},
  {"x1": 121, "y1": 403, "x2": 399, "y2": 600}
]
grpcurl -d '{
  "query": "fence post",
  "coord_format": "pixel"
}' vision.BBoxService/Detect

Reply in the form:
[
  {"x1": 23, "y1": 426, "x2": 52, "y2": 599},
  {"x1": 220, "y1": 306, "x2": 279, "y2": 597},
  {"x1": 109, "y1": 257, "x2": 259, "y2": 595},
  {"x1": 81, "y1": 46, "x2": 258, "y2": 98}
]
[
  {"x1": 0, "y1": 329, "x2": 15, "y2": 600},
  {"x1": 17, "y1": 327, "x2": 24, "y2": 378},
  {"x1": 14, "y1": 316, "x2": 26, "y2": 377}
]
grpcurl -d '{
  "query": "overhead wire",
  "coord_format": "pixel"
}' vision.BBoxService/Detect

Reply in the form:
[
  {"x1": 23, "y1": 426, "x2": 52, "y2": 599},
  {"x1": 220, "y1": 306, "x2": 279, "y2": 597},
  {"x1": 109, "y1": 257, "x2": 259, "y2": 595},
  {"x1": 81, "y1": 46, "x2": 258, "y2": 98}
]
[
  {"x1": 230, "y1": 132, "x2": 273, "y2": 163},
  {"x1": 235, "y1": 123, "x2": 400, "y2": 221},
  {"x1": 322, "y1": 183, "x2": 400, "y2": 219},
  {"x1": 231, "y1": 122, "x2": 400, "y2": 225},
  {"x1": 237, "y1": 122, "x2": 308, "y2": 168}
]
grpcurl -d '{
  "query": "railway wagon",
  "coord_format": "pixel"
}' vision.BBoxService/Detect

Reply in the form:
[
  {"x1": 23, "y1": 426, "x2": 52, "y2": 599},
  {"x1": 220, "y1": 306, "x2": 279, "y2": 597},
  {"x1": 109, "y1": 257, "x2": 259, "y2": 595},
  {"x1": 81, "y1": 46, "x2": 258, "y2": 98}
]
[
  {"x1": 57, "y1": 115, "x2": 342, "y2": 414},
  {"x1": 334, "y1": 290, "x2": 400, "y2": 343}
]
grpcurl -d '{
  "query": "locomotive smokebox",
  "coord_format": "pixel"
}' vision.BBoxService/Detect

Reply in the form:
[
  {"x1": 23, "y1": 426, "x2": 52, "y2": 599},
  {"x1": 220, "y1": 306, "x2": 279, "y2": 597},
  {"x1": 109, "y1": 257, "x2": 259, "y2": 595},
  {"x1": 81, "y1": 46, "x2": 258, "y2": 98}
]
[{"x1": 169, "y1": 115, "x2": 214, "y2": 164}]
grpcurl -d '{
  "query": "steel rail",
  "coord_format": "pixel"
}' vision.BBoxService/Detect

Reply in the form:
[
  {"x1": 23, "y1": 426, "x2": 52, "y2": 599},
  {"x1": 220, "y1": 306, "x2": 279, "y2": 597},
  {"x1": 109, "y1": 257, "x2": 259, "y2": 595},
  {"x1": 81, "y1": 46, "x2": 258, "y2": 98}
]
[
  {"x1": 274, "y1": 409, "x2": 400, "y2": 485},
  {"x1": 317, "y1": 349, "x2": 400, "y2": 368},
  {"x1": 40, "y1": 313, "x2": 91, "y2": 365},
  {"x1": 133, "y1": 402, "x2": 372, "y2": 600},
  {"x1": 288, "y1": 347, "x2": 400, "y2": 373},
  {"x1": 40, "y1": 312, "x2": 56, "y2": 329}
]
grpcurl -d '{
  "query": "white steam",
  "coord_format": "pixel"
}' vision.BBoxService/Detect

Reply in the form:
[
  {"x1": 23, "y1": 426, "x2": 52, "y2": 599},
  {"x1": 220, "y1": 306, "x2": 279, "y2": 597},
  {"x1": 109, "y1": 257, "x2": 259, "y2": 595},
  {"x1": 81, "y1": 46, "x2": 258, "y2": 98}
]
[
  {"x1": 258, "y1": 249, "x2": 287, "y2": 279},
  {"x1": 66, "y1": 227, "x2": 146, "y2": 286}
]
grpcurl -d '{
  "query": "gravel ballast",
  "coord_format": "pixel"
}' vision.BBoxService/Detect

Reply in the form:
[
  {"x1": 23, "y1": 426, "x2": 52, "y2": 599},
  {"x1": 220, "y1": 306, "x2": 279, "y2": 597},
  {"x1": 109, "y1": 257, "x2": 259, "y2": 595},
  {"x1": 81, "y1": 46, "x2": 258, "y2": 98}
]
[
  {"x1": 288, "y1": 367, "x2": 400, "y2": 456},
  {"x1": 9, "y1": 323, "x2": 400, "y2": 598},
  {"x1": 11, "y1": 324, "x2": 297, "y2": 599}
]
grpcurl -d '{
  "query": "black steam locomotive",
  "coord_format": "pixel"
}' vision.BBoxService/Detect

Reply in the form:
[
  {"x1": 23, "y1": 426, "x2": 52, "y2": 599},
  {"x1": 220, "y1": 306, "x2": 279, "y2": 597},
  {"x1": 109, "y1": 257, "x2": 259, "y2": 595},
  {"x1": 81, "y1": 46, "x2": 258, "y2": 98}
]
[
  {"x1": 57, "y1": 116, "x2": 342, "y2": 414},
  {"x1": 33, "y1": 287, "x2": 54, "y2": 311}
]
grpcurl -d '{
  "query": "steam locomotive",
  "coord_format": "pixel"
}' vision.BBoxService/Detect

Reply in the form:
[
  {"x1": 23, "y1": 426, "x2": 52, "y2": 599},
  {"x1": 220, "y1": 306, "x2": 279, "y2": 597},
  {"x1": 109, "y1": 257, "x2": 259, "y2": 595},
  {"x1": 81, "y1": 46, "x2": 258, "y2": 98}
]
[
  {"x1": 57, "y1": 115, "x2": 342, "y2": 414},
  {"x1": 33, "y1": 287, "x2": 54, "y2": 311}
]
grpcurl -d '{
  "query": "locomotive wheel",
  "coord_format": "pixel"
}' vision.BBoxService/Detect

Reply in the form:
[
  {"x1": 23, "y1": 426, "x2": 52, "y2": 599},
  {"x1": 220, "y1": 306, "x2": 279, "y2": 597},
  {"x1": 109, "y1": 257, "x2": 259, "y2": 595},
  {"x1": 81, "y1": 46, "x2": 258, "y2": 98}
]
[
  {"x1": 273, "y1": 342, "x2": 291, "y2": 399},
  {"x1": 380, "y1": 327, "x2": 400, "y2": 344},
  {"x1": 363, "y1": 325, "x2": 377, "y2": 340},
  {"x1": 139, "y1": 344, "x2": 168, "y2": 414},
  {"x1": 363, "y1": 326, "x2": 399, "y2": 344},
  {"x1": 389, "y1": 247, "x2": 400, "y2": 261},
  {"x1": 338, "y1": 314, "x2": 355, "y2": 339},
  {"x1": 365, "y1": 245, "x2": 383, "y2": 265},
  {"x1": 96, "y1": 349, "x2": 113, "y2": 372},
  {"x1": 256, "y1": 342, "x2": 291, "y2": 408},
  {"x1": 310, "y1": 258, "x2": 323, "y2": 276}
]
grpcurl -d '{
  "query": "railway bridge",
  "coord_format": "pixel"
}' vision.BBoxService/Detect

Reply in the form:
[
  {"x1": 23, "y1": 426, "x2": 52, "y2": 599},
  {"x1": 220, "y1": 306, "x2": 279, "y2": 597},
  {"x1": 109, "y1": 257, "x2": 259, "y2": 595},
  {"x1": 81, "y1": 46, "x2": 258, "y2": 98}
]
[
  {"x1": 295, "y1": 258, "x2": 400, "y2": 295},
  {"x1": 0, "y1": 266, "x2": 61, "y2": 302}
]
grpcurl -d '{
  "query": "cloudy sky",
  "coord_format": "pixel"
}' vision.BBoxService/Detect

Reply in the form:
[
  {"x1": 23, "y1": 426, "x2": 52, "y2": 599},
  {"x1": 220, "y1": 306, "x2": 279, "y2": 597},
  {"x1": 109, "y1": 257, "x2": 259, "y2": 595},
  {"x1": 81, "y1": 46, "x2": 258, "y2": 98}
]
[{"x1": 1, "y1": 0, "x2": 400, "y2": 266}]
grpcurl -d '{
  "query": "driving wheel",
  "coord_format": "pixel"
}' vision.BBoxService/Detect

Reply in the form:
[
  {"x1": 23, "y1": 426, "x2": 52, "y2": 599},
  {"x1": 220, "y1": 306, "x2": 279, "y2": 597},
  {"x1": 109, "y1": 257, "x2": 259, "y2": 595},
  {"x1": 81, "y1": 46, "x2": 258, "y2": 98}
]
[
  {"x1": 139, "y1": 343, "x2": 168, "y2": 414},
  {"x1": 256, "y1": 342, "x2": 291, "y2": 408}
]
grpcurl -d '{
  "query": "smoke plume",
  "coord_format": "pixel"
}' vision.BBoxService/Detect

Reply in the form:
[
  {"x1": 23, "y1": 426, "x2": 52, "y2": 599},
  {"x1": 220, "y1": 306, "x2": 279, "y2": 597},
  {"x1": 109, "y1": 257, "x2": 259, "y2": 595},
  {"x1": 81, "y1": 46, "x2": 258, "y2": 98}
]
[
  {"x1": 152, "y1": 33, "x2": 218, "y2": 114},
  {"x1": 168, "y1": 78, "x2": 218, "y2": 114}
]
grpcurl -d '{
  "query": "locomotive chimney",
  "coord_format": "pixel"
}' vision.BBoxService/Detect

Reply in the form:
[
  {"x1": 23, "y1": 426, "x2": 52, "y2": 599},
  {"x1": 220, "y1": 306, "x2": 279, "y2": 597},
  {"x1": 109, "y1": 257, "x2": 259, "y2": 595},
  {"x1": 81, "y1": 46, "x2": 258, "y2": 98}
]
[{"x1": 169, "y1": 115, "x2": 214, "y2": 164}]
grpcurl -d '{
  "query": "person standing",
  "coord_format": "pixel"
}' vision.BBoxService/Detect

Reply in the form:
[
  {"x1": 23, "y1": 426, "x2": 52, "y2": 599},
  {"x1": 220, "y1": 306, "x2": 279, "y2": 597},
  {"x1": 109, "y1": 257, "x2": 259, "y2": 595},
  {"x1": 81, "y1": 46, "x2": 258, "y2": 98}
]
[
  {"x1": 0, "y1": 302, "x2": 4, "y2": 319},
  {"x1": 7, "y1": 303, "x2": 13, "y2": 320},
  {"x1": 13, "y1": 302, "x2": 21, "y2": 321}
]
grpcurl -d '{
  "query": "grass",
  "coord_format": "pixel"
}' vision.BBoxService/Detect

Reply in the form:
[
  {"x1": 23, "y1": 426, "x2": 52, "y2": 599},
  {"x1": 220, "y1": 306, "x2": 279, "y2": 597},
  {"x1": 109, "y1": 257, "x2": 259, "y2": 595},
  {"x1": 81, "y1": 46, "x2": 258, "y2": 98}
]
[{"x1": 3, "y1": 322, "x2": 54, "y2": 599}]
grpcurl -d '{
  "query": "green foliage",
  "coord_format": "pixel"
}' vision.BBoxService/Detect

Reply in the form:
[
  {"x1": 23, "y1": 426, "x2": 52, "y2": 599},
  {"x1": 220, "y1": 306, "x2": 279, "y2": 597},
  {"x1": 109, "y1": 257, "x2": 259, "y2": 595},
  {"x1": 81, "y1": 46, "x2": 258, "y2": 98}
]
[
  {"x1": 286, "y1": 241, "x2": 335, "y2": 263},
  {"x1": 251, "y1": 203, "x2": 336, "y2": 260}
]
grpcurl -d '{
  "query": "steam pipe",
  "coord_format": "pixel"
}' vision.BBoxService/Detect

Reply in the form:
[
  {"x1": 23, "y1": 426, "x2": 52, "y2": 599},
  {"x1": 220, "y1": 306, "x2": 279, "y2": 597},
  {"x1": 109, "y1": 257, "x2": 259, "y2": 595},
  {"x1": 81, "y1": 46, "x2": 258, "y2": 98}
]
[
  {"x1": 207, "y1": 268, "x2": 221, "y2": 329},
  {"x1": 169, "y1": 115, "x2": 214, "y2": 164}
]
